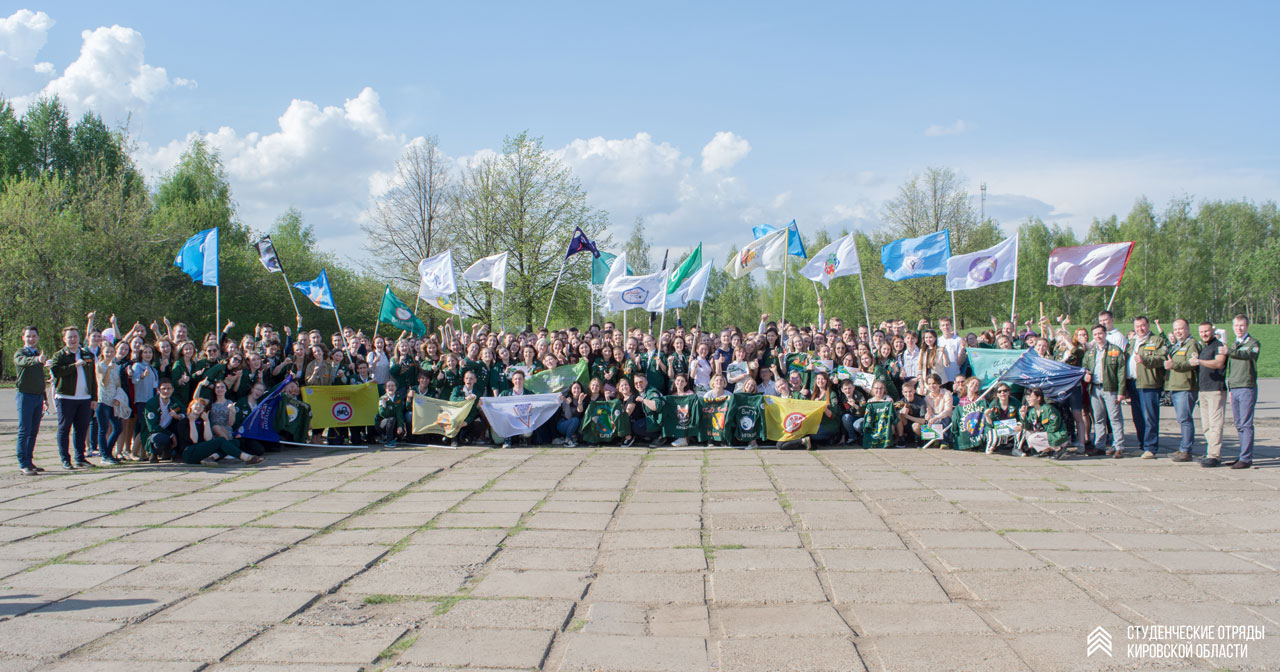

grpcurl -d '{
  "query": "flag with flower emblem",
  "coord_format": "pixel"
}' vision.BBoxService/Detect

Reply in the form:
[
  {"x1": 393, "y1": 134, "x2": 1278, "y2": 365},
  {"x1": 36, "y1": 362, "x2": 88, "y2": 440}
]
[
  {"x1": 378, "y1": 286, "x2": 426, "y2": 336},
  {"x1": 800, "y1": 233, "x2": 861, "y2": 287}
]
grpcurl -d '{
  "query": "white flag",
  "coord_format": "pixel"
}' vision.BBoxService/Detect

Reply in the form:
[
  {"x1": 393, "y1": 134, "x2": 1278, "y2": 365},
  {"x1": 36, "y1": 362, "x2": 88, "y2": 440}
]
[
  {"x1": 604, "y1": 267, "x2": 667, "y2": 312},
  {"x1": 725, "y1": 227, "x2": 787, "y2": 279},
  {"x1": 665, "y1": 261, "x2": 712, "y2": 309},
  {"x1": 799, "y1": 234, "x2": 861, "y2": 288},
  {"x1": 418, "y1": 250, "x2": 457, "y2": 299},
  {"x1": 479, "y1": 393, "x2": 563, "y2": 438},
  {"x1": 1047, "y1": 242, "x2": 1134, "y2": 287},
  {"x1": 946, "y1": 235, "x2": 1018, "y2": 291},
  {"x1": 462, "y1": 251, "x2": 508, "y2": 293},
  {"x1": 425, "y1": 294, "x2": 467, "y2": 316}
]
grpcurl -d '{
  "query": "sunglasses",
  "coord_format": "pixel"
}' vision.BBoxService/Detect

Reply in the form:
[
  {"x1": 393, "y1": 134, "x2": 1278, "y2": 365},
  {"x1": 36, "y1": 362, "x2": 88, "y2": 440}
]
[{"x1": 997, "y1": 389, "x2": 1010, "y2": 394}]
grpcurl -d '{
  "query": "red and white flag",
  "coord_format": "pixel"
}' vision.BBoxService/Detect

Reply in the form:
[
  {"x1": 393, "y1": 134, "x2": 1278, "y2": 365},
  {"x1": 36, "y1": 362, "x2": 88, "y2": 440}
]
[{"x1": 1046, "y1": 242, "x2": 1134, "y2": 287}]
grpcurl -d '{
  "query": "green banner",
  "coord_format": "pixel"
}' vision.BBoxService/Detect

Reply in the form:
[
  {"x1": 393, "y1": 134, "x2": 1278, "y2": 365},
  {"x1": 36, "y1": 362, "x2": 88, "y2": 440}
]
[
  {"x1": 378, "y1": 285, "x2": 426, "y2": 336},
  {"x1": 524, "y1": 360, "x2": 588, "y2": 394},
  {"x1": 667, "y1": 243, "x2": 702, "y2": 293},
  {"x1": 967, "y1": 348, "x2": 1029, "y2": 388}
]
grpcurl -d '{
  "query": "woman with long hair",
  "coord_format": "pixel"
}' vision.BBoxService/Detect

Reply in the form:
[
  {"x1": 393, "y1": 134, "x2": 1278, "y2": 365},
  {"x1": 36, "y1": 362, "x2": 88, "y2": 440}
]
[{"x1": 95, "y1": 342, "x2": 126, "y2": 464}]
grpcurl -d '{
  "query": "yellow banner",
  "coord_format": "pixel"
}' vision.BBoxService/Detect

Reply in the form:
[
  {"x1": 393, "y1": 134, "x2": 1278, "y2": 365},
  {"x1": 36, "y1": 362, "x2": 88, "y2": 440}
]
[
  {"x1": 412, "y1": 395, "x2": 474, "y2": 438},
  {"x1": 763, "y1": 395, "x2": 826, "y2": 441},
  {"x1": 302, "y1": 383, "x2": 379, "y2": 429}
]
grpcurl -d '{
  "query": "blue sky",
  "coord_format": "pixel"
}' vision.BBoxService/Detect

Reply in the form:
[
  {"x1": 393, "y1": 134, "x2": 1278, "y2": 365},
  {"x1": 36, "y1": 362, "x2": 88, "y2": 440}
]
[{"x1": 4, "y1": 2, "x2": 1278, "y2": 266}]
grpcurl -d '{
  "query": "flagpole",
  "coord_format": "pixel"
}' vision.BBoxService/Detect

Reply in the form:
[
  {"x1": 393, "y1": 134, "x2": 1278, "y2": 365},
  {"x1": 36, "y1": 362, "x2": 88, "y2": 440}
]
[
  {"x1": 215, "y1": 284, "x2": 221, "y2": 339},
  {"x1": 543, "y1": 256, "x2": 568, "y2": 330},
  {"x1": 950, "y1": 290, "x2": 957, "y2": 327},
  {"x1": 589, "y1": 284, "x2": 594, "y2": 328},
  {"x1": 697, "y1": 300, "x2": 703, "y2": 330},
  {"x1": 857, "y1": 274, "x2": 871, "y2": 331},
  {"x1": 501, "y1": 290, "x2": 506, "y2": 333},
  {"x1": 1105, "y1": 285, "x2": 1120, "y2": 313},
  {"x1": 1010, "y1": 233, "x2": 1020, "y2": 323},
  {"x1": 781, "y1": 257, "x2": 789, "y2": 325}
]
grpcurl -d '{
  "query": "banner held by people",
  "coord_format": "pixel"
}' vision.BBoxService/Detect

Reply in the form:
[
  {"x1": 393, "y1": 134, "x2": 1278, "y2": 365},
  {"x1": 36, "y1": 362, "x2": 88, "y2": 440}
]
[
  {"x1": 994, "y1": 350, "x2": 1087, "y2": 402},
  {"x1": 661, "y1": 395, "x2": 701, "y2": 438},
  {"x1": 236, "y1": 374, "x2": 294, "y2": 442},
  {"x1": 412, "y1": 395, "x2": 474, "y2": 439},
  {"x1": 967, "y1": 348, "x2": 1029, "y2": 388},
  {"x1": 524, "y1": 361, "x2": 589, "y2": 394},
  {"x1": 302, "y1": 382, "x2": 378, "y2": 429},
  {"x1": 479, "y1": 393, "x2": 562, "y2": 438},
  {"x1": 763, "y1": 396, "x2": 825, "y2": 441}
]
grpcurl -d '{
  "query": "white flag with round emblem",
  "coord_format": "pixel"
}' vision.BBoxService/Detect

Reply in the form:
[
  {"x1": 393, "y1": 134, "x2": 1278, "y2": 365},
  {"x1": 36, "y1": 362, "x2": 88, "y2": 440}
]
[
  {"x1": 603, "y1": 265, "x2": 668, "y2": 313},
  {"x1": 946, "y1": 235, "x2": 1018, "y2": 291},
  {"x1": 800, "y1": 233, "x2": 861, "y2": 288}
]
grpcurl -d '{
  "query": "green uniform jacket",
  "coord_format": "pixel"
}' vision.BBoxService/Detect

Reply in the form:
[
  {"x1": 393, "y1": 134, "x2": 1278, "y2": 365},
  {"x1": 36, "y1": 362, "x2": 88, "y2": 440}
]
[
  {"x1": 1081, "y1": 343, "x2": 1126, "y2": 393},
  {"x1": 450, "y1": 385, "x2": 481, "y2": 421},
  {"x1": 389, "y1": 358, "x2": 419, "y2": 398},
  {"x1": 13, "y1": 346, "x2": 46, "y2": 395},
  {"x1": 438, "y1": 368, "x2": 464, "y2": 400},
  {"x1": 1019, "y1": 403, "x2": 1067, "y2": 448},
  {"x1": 377, "y1": 397, "x2": 405, "y2": 420},
  {"x1": 1127, "y1": 334, "x2": 1167, "y2": 390},
  {"x1": 1164, "y1": 338, "x2": 1199, "y2": 391},
  {"x1": 1226, "y1": 335, "x2": 1260, "y2": 389},
  {"x1": 49, "y1": 347, "x2": 97, "y2": 398},
  {"x1": 142, "y1": 396, "x2": 184, "y2": 446}
]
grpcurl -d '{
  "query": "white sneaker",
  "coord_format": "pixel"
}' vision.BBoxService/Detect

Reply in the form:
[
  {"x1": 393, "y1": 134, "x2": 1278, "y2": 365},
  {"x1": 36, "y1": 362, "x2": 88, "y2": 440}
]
[
  {"x1": 551, "y1": 438, "x2": 565, "y2": 446},
  {"x1": 1141, "y1": 450, "x2": 1156, "y2": 459},
  {"x1": 671, "y1": 437, "x2": 689, "y2": 447}
]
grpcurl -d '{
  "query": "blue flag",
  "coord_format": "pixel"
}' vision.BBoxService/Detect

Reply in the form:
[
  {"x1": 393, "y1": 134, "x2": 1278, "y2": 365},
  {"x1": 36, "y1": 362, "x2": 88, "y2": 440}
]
[
  {"x1": 294, "y1": 269, "x2": 335, "y2": 310},
  {"x1": 236, "y1": 374, "x2": 293, "y2": 442},
  {"x1": 753, "y1": 220, "x2": 807, "y2": 259},
  {"x1": 880, "y1": 230, "x2": 951, "y2": 281},
  {"x1": 996, "y1": 350, "x2": 1086, "y2": 402},
  {"x1": 174, "y1": 228, "x2": 219, "y2": 287},
  {"x1": 565, "y1": 226, "x2": 600, "y2": 259}
]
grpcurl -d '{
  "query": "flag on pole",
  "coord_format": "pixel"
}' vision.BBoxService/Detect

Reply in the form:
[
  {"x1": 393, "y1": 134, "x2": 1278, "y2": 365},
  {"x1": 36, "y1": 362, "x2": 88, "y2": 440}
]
[
  {"x1": 753, "y1": 220, "x2": 807, "y2": 259},
  {"x1": 726, "y1": 227, "x2": 788, "y2": 278},
  {"x1": 417, "y1": 250, "x2": 457, "y2": 299},
  {"x1": 799, "y1": 233, "x2": 861, "y2": 287},
  {"x1": 946, "y1": 235, "x2": 1018, "y2": 290},
  {"x1": 667, "y1": 244, "x2": 702, "y2": 293},
  {"x1": 461, "y1": 251, "x2": 509, "y2": 293},
  {"x1": 479, "y1": 393, "x2": 562, "y2": 438},
  {"x1": 603, "y1": 268, "x2": 668, "y2": 312},
  {"x1": 236, "y1": 374, "x2": 293, "y2": 442},
  {"x1": 664, "y1": 261, "x2": 712, "y2": 309},
  {"x1": 412, "y1": 395, "x2": 474, "y2": 438},
  {"x1": 565, "y1": 226, "x2": 600, "y2": 258},
  {"x1": 174, "y1": 228, "x2": 219, "y2": 287},
  {"x1": 966, "y1": 348, "x2": 1029, "y2": 387},
  {"x1": 994, "y1": 350, "x2": 1087, "y2": 401},
  {"x1": 426, "y1": 295, "x2": 466, "y2": 316},
  {"x1": 378, "y1": 286, "x2": 426, "y2": 336},
  {"x1": 253, "y1": 236, "x2": 283, "y2": 273},
  {"x1": 591, "y1": 252, "x2": 634, "y2": 285},
  {"x1": 1046, "y1": 242, "x2": 1134, "y2": 287},
  {"x1": 293, "y1": 270, "x2": 335, "y2": 310},
  {"x1": 880, "y1": 230, "x2": 951, "y2": 281}
]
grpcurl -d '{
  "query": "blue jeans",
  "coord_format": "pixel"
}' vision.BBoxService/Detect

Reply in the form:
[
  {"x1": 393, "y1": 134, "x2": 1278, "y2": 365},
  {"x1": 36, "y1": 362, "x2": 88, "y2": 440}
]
[
  {"x1": 1170, "y1": 390, "x2": 1197, "y2": 454},
  {"x1": 557, "y1": 416, "x2": 581, "y2": 439},
  {"x1": 15, "y1": 392, "x2": 44, "y2": 470},
  {"x1": 841, "y1": 413, "x2": 861, "y2": 442},
  {"x1": 1131, "y1": 384, "x2": 1161, "y2": 452},
  {"x1": 95, "y1": 403, "x2": 123, "y2": 459},
  {"x1": 1230, "y1": 387, "x2": 1256, "y2": 463},
  {"x1": 55, "y1": 398, "x2": 92, "y2": 464}
]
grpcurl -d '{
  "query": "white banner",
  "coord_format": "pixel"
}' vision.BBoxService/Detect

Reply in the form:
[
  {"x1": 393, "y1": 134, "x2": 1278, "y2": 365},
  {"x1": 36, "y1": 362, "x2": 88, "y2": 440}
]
[
  {"x1": 418, "y1": 250, "x2": 457, "y2": 299},
  {"x1": 479, "y1": 393, "x2": 562, "y2": 438},
  {"x1": 946, "y1": 235, "x2": 1018, "y2": 291}
]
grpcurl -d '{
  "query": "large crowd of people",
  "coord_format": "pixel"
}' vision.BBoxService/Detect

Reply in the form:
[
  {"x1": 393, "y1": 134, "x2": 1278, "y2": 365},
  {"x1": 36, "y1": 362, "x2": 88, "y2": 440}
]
[{"x1": 11, "y1": 306, "x2": 1262, "y2": 475}]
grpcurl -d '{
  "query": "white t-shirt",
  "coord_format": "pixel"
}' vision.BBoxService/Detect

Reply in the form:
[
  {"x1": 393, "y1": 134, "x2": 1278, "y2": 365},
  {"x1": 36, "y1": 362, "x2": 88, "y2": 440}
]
[
  {"x1": 937, "y1": 334, "x2": 964, "y2": 381},
  {"x1": 55, "y1": 349, "x2": 92, "y2": 401}
]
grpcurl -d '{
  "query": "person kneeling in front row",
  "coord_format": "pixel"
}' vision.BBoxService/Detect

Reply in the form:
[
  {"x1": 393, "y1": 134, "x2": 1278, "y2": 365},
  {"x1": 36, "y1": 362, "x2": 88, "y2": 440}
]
[{"x1": 181, "y1": 398, "x2": 264, "y2": 466}]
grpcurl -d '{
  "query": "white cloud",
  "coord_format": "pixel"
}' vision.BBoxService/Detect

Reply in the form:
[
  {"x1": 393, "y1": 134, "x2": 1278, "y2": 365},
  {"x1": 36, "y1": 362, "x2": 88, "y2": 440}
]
[
  {"x1": 924, "y1": 119, "x2": 970, "y2": 137},
  {"x1": 0, "y1": 9, "x2": 55, "y2": 95},
  {"x1": 137, "y1": 87, "x2": 409, "y2": 261},
  {"x1": 700, "y1": 130, "x2": 751, "y2": 172}
]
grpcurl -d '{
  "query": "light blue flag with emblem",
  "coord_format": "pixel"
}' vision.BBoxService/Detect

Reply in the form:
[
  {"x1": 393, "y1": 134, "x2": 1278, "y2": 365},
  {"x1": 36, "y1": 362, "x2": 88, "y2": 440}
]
[
  {"x1": 880, "y1": 230, "x2": 951, "y2": 281},
  {"x1": 753, "y1": 220, "x2": 807, "y2": 259},
  {"x1": 174, "y1": 228, "x2": 219, "y2": 287},
  {"x1": 946, "y1": 235, "x2": 1018, "y2": 291},
  {"x1": 293, "y1": 269, "x2": 336, "y2": 310}
]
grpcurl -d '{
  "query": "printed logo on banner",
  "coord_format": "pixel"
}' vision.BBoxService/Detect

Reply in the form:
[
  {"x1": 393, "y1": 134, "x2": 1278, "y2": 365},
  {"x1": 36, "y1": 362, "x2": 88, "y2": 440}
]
[
  {"x1": 968, "y1": 255, "x2": 998, "y2": 282},
  {"x1": 783, "y1": 412, "x2": 806, "y2": 433},
  {"x1": 434, "y1": 410, "x2": 454, "y2": 434},
  {"x1": 739, "y1": 248, "x2": 757, "y2": 267},
  {"x1": 904, "y1": 255, "x2": 923, "y2": 272},
  {"x1": 740, "y1": 415, "x2": 755, "y2": 431},
  {"x1": 676, "y1": 403, "x2": 691, "y2": 426},
  {"x1": 622, "y1": 287, "x2": 649, "y2": 305},
  {"x1": 514, "y1": 403, "x2": 533, "y2": 428},
  {"x1": 394, "y1": 307, "x2": 412, "y2": 321},
  {"x1": 823, "y1": 253, "x2": 838, "y2": 277},
  {"x1": 331, "y1": 401, "x2": 353, "y2": 422}
]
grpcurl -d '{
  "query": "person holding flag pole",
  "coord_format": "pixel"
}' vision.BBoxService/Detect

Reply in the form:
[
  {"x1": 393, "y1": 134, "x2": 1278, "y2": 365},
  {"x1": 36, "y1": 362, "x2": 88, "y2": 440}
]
[
  {"x1": 544, "y1": 227, "x2": 600, "y2": 330},
  {"x1": 253, "y1": 235, "x2": 301, "y2": 329}
]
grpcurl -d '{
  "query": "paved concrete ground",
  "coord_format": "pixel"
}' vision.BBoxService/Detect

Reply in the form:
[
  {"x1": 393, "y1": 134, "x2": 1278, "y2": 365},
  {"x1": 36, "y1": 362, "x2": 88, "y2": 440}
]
[{"x1": 0, "y1": 385, "x2": 1276, "y2": 671}]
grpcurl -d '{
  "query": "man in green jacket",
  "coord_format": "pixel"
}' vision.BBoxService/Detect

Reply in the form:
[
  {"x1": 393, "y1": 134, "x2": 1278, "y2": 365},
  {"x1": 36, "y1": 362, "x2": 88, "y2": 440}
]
[
  {"x1": 1163, "y1": 319, "x2": 1200, "y2": 462},
  {"x1": 13, "y1": 326, "x2": 48, "y2": 475},
  {"x1": 1126, "y1": 316, "x2": 1166, "y2": 458},
  {"x1": 49, "y1": 326, "x2": 97, "y2": 469},
  {"x1": 142, "y1": 379, "x2": 186, "y2": 462},
  {"x1": 1225, "y1": 315, "x2": 1260, "y2": 469},
  {"x1": 1082, "y1": 324, "x2": 1127, "y2": 457},
  {"x1": 449, "y1": 370, "x2": 487, "y2": 446}
]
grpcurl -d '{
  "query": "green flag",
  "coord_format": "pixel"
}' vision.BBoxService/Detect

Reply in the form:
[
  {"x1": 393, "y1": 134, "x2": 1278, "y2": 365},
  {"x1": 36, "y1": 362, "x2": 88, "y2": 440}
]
[
  {"x1": 861, "y1": 400, "x2": 895, "y2": 449},
  {"x1": 582, "y1": 399, "x2": 630, "y2": 443},
  {"x1": 967, "y1": 348, "x2": 1029, "y2": 388},
  {"x1": 667, "y1": 243, "x2": 702, "y2": 293},
  {"x1": 660, "y1": 394, "x2": 701, "y2": 438},
  {"x1": 525, "y1": 361, "x2": 588, "y2": 394},
  {"x1": 378, "y1": 286, "x2": 426, "y2": 336},
  {"x1": 729, "y1": 393, "x2": 764, "y2": 444},
  {"x1": 698, "y1": 393, "x2": 731, "y2": 443}
]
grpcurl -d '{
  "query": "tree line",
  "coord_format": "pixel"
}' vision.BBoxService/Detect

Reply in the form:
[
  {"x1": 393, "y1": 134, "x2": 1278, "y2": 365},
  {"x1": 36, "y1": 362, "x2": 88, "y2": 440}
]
[{"x1": 2, "y1": 96, "x2": 1276, "y2": 379}]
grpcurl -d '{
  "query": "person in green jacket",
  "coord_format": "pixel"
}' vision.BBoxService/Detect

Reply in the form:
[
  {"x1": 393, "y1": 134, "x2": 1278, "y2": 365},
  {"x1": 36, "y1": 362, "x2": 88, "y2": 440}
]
[
  {"x1": 49, "y1": 326, "x2": 98, "y2": 469},
  {"x1": 1162, "y1": 319, "x2": 1200, "y2": 462},
  {"x1": 13, "y1": 325, "x2": 48, "y2": 475},
  {"x1": 449, "y1": 370, "x2": 487, "y2": 446},
  {"x1": 1225, "y1": 314, "x2": 1260, "y2": 469},
  {"x1": 274, "y1": 380, "x2": 312, "y2": 444},
  {"x1": 142, "y1": 378, "x2": 186, "y2": 462},
  {"x1": 1125, "y1": 317, "x2": 1166, "y2": 458},
  {"x1": 1018, "y1": 387, "x2": 1069, "y2": 460},
  {"x1": 1082, "y1": 324, "x2": 1127, "y2": 458},
  {"x1": 376, "y1": 380, "x2": 406, "y2": 447}
]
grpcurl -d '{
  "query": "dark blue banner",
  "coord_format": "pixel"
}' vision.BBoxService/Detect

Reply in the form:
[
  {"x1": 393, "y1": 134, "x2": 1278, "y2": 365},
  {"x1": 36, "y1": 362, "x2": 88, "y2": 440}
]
[
  {"x1": 236, "y1": 374, "x2": 293, "y2": 442},
  {"x1": 997, "y1": 351, "x2": 1086, "y2": 402}
]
